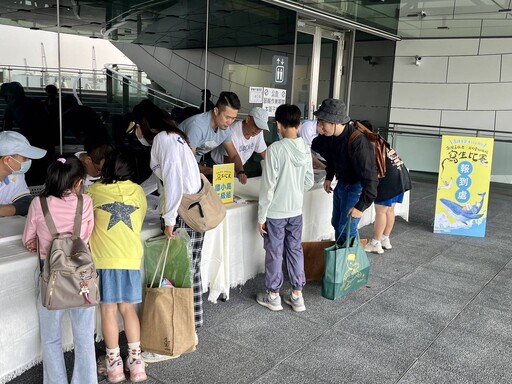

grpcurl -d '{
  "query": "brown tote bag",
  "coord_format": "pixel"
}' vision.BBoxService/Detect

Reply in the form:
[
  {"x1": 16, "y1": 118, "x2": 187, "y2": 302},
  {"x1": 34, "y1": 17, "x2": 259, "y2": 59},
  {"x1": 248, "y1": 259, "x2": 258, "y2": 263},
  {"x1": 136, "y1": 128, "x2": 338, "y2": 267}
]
[
  {"x1": 140, "y1": 239, "x2": 196, "y2": 357},
  {"x1": 303, "y1": 239, "x2": 368, "y2": 281}
]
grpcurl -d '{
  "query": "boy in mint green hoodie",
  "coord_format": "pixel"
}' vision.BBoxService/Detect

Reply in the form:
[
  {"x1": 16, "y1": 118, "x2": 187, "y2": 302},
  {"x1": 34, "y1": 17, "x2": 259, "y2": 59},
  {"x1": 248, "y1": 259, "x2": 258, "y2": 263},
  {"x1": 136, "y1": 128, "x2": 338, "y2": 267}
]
[{"x1": 257, "y1": 104, "x2": 314, "y2": 312}]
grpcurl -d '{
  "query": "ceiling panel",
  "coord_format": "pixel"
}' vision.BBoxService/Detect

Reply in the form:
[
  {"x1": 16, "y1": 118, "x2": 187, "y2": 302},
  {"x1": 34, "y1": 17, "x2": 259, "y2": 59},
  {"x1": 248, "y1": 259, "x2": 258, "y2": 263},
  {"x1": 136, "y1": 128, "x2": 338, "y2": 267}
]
[{"x1": 0, "y1": 0, "x2": 512, "y2": 44}]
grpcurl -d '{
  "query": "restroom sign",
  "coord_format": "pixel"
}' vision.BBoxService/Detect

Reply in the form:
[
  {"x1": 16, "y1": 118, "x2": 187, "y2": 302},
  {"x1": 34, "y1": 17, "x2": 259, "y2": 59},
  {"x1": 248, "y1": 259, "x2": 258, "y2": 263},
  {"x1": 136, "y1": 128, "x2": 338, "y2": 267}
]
[{"x1": 272, "y1": 55, "x2": 288, "y2": 86}]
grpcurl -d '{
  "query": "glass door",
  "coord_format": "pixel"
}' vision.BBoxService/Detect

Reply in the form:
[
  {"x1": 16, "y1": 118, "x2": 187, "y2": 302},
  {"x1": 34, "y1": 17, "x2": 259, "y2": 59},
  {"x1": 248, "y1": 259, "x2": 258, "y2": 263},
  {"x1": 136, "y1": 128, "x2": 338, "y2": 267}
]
[{"x1": 293, "y1": 21, "x2": 345, "y2": 119}]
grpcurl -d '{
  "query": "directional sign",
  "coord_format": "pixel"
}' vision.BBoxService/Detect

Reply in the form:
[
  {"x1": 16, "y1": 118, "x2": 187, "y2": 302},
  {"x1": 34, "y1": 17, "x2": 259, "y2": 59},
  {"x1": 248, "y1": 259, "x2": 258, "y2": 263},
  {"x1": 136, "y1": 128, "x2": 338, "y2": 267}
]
[{"x1": 272, "y1": 55, "x2": 288, "y2": 86}]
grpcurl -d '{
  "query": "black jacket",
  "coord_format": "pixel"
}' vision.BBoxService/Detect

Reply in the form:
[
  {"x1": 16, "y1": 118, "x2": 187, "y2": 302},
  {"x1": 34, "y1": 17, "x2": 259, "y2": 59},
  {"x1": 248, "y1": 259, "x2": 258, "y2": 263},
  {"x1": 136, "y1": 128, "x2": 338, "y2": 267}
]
[{"x1": 312, "y1": 122, "x2": 378, "y2": 212}]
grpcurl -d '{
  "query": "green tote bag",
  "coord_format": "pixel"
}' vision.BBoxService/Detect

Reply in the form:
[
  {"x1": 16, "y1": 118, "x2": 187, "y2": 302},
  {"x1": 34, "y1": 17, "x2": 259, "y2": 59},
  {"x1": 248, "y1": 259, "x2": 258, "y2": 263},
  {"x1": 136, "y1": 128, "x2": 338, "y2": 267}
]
[{"x1": 321, "y1": 218, "x2": 370, "y2": 300}]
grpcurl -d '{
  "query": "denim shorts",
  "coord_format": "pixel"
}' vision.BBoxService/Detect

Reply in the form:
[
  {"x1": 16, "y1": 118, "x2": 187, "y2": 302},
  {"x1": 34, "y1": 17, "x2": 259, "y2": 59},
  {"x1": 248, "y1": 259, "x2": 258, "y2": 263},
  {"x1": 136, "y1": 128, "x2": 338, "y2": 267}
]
[
  {"x1": 375, "y1": 192, "x2": 404, "y2": 207},
  {"x1": 98, "y1": 269, "x2": 142, "y2": 304}
]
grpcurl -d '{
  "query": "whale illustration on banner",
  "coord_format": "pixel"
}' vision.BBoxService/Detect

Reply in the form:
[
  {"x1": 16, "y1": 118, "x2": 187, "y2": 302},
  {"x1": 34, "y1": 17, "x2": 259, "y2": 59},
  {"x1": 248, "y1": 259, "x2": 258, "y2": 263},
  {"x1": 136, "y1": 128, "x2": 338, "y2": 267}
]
[{"x1": 439, "y1": 192, "x2": 486, "y2": 224}]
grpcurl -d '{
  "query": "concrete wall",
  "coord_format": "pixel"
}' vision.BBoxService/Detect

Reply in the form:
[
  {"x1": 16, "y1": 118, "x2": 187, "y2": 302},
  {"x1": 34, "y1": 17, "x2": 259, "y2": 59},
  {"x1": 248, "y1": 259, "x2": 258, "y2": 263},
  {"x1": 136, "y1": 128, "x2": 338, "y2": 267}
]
[
  {"x1": 349, "y1": 39, "x2": 396, "y2": 130},
  {"x1": 390, "y1": 38, "x2": 512, "y2": 183}
]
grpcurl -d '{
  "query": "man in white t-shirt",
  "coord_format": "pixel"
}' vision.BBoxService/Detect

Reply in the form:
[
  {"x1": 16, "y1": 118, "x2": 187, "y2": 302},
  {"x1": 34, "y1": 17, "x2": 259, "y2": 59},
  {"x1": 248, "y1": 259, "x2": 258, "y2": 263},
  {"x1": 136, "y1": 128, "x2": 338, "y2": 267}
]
[
  {"x1": 211, "y1": 107, "x2": 269, "y2": 166},
  {"x1": 0, "y1": 131, "x2": 46, "y2": 216},
  {"x1": 299, "y1": 119, "x2": 327, "y2": 170},
  {"x1": 180, "y1": 91, "x2": 248, "y2": 184}
]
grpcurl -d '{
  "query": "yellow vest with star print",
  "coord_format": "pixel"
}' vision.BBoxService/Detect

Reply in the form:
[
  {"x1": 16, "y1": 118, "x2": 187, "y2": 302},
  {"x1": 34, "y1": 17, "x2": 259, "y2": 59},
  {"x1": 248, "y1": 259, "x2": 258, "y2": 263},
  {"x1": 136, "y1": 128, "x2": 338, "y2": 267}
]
[{"x1": 86, "y1": 180, "x2": 147, "y2": 270}]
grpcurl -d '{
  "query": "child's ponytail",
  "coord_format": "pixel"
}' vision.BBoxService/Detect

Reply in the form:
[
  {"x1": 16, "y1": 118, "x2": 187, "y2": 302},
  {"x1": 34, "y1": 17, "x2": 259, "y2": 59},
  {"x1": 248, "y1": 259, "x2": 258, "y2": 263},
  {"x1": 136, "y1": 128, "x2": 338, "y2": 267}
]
[{"x1": 41, "y1": 156, "x2": 86, "y2": 198}]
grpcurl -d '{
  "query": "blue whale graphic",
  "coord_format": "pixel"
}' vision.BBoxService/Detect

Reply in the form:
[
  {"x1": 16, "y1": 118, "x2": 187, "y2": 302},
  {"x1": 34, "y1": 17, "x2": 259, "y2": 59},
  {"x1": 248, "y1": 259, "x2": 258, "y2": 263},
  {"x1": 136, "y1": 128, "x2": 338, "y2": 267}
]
[{"x1": 440, "y1": 193, "x2": 486, "y2": 224}]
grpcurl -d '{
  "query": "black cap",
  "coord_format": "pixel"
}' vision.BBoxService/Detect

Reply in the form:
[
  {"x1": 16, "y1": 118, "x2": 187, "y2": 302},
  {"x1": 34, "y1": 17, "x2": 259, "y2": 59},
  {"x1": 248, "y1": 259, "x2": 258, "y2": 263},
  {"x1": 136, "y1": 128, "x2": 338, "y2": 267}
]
[{"x1": 313, "y1": 98, "x2": 350, "y2": 124}]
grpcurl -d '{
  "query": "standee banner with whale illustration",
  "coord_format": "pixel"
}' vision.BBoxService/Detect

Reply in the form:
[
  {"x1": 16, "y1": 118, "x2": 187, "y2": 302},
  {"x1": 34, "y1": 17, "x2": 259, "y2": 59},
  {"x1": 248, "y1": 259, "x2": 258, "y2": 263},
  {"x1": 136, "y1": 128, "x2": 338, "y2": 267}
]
[{"x1": 434, "y1": 136, "x2": 494, "y2": 237}]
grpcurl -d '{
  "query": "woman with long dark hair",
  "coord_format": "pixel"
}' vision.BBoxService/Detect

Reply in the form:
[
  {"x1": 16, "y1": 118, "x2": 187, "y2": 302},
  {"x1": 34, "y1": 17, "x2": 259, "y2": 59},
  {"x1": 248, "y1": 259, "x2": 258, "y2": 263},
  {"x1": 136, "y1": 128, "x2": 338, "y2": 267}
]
[{"x1": 131, "y1": 99, "x2": 204, "y2": 363}]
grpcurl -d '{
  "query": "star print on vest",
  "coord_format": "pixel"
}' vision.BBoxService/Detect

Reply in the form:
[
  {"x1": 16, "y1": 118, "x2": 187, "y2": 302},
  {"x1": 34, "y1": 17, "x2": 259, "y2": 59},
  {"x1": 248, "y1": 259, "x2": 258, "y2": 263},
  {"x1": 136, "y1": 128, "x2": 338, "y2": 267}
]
[{"x1": 98, "y1": 202, "x2": 139, "y2": 230}]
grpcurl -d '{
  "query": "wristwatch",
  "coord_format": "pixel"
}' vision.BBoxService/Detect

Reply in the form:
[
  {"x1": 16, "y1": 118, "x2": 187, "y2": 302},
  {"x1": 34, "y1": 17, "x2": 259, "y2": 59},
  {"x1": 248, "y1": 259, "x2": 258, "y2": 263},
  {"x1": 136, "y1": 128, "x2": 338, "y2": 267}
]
[{"x1": 237, "y1": 170, "x2": 246, "y2": 176}]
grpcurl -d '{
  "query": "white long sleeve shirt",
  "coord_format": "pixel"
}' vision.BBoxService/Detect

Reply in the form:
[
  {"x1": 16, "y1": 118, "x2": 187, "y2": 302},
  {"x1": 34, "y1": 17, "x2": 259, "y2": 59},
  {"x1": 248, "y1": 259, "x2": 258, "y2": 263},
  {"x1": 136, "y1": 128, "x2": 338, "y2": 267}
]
[{"x1": 150, "y1": 131, "x2": 201, "y2": 226}]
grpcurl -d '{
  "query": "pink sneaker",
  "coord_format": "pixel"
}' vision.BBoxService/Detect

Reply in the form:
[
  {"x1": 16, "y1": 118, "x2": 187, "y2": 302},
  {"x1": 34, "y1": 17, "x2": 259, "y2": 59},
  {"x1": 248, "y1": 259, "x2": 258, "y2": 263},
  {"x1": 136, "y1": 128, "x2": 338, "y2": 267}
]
[
  {"x1": 105, "y1": 358, "x2": 125, "y2": 383},
  {"x1": 126, "y1": 358, "x2": 147, "y2": 383}
]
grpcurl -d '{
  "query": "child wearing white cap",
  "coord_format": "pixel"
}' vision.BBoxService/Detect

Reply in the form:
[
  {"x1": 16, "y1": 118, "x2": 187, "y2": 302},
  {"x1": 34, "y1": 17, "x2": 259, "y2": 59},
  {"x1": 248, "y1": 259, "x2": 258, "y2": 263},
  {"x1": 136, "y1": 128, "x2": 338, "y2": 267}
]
[{"x1": 0, "y1": 131, "x2": 46, "y2": 216}]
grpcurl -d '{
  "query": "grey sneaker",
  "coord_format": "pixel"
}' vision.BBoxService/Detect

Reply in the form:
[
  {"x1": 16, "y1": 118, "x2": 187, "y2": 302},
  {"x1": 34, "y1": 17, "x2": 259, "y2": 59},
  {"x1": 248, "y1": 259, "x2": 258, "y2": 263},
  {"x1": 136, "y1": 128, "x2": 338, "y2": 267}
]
[
  {"x1": 256, "y1": 291, "x2": 283, "y2": 311},
  {"x1": 283, "y1": 293, "x2": 306, "y2": 312},
  {"x1": 364, "y1": 241, "x2": 384, "y2": 254},
  {"x1": 381, "y1": 238, "x2": 392, "y2": 250}
]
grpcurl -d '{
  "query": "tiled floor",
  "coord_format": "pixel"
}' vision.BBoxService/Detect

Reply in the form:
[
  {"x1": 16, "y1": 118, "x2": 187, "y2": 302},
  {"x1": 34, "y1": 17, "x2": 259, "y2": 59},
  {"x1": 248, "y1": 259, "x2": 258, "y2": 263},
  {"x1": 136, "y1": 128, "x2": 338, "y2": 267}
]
[{"x1": 9, "y1": 175, "x2": 512, "y2": 383}]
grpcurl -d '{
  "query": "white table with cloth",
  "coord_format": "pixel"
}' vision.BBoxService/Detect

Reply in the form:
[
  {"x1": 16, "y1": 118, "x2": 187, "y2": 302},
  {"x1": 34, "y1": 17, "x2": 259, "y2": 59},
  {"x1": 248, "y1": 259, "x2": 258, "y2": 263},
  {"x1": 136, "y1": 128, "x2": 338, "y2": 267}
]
[{"x1": 0, "y1": 176, "x2": 409, "y2": 382}]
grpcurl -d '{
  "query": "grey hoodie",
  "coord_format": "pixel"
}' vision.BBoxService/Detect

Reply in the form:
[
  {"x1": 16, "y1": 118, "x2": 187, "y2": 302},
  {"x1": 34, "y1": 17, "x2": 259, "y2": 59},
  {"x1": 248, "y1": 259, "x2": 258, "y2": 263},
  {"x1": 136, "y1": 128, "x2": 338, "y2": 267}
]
[{"x1": 258, "y1": 137, "x2": 314, "y2": 223}]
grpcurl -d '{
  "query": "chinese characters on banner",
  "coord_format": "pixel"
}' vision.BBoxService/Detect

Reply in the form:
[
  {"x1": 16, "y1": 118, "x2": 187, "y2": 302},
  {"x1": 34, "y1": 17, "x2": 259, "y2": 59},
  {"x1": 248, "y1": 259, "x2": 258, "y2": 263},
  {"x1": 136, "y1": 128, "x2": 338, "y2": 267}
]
[
  {"x1": 262, "y1": 87, "x2": 286, "y2": 117},
  {"x1": 213, "y1": 163, "x2": 234, "y2": 204},
  {"x1": 434, "y1": 136, "x2": 494, "y2": 237}
]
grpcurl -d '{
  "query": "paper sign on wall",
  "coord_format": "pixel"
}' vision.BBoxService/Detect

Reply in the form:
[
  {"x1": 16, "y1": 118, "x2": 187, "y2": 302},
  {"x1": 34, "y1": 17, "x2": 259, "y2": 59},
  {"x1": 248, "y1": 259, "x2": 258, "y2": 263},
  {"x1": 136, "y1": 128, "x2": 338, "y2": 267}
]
[
  {"x1": 249, "y1": 87, "x2": 263, "y2": 104},
  {"x1": 262, "y1": 87, "x2": 286, "y2": 117},
  {"x1": 433, "y1": 135, "x2": 494, "y2": 237},
  {"x1": 213, "y1": 163, "x2": 234, "y2": 204}
]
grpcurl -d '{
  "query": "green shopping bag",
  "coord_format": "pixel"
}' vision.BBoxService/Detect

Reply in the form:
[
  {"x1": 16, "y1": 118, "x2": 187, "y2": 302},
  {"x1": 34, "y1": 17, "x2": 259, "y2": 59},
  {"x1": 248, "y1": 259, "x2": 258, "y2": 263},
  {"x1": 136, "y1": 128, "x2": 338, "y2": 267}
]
[
  {"x1": 144, "y1": 229, "x2": 193, "y2": 288},
  {"x1": 321, "y1": 218, "x2": 370, "y2": 300}
]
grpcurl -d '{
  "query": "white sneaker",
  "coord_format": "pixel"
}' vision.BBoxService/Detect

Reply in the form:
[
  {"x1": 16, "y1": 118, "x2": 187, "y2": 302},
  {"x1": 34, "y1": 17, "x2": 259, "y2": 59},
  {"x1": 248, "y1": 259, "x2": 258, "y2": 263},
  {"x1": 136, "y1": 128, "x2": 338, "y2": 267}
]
[
  {"x1": 141, "y1": 351, "x2": 180, "y2": 363},
  {"x1": 381, "y1": 238, "x2": 392, "y2": 250},
  {"x1": 364, "y1": 241, "x2": 384, "y2": 254}
]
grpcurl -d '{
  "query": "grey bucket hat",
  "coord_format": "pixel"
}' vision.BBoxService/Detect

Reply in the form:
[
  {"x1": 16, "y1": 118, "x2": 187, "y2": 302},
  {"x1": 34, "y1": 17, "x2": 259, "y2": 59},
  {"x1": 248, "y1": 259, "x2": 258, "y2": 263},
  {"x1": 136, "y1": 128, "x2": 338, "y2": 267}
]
[{"x1": 313, "y1": 99, "x2": 350, "y2": 124}]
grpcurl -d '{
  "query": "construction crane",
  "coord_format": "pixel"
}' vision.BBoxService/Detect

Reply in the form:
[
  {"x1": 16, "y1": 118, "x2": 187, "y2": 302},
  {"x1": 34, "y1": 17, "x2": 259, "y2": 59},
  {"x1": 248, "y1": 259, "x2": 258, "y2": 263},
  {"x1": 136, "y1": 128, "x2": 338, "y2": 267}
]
[
  {"x1": 41, "y1": 42, "x2": 49, "y2": 86},
  {"x1": 92, "y1": 45, "x2": 97, "y2": 89},
  {"x1": 23, "y1": 58, "x2": 29, "y2": 87}
]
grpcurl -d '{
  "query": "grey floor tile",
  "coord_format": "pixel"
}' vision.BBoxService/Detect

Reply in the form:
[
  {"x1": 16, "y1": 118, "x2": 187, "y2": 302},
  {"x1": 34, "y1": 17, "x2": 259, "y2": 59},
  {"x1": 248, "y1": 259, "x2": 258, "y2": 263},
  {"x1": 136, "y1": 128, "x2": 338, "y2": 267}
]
[
  {"x1": 447, "y1": 303, "x2": 512, "y2": 344},
  {"x1": 252, "y1": 363, "x2": 332, "y2": 384},
  {"x1": 294, "y1": 275, "x2": 395, "y2": 326},
  {"x1": 400, "y1": 265, "x2": 486, "y2": 300},
  {"x1": 397, "y1": 360, "x2": 479, "y2": 384},
  {"x1": 335, "y1": 284, "x2": 466, "y2": 353},
  {"x1": 427, "y1": 253, "x2": 505, "y2": 281},
  {"x1": 205, "y1": 304, "x2": 328, "y2": 361},
  {"x1": 283, "y1": 330, "x2": 416, "y2": 384},
  {"x1": 145, "y1": 332, "x2": 274, "y2": 384},
  {"x1": 376, "y1": 283, "x2": 470, "y2": 324},
  {"x1": 469, "y1": 271, "x2": 512, "y2": 310},
  {"x1": 409, "y1": 327, "x2": 512, "y2": 383}
]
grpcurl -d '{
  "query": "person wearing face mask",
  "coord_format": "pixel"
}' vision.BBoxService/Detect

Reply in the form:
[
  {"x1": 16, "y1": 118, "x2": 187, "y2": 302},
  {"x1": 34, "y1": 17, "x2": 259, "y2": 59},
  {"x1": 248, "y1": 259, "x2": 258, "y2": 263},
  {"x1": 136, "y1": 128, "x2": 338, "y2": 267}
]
[
  {"x1": 0, "y1": 131, "x2": 46, "y2": 217},
  {"x1": 179, "y1": 91, "x2": 248, "y2": 184},
  {"x1": 131, "y1": 99, "x2": 205, "y2": 362}
]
